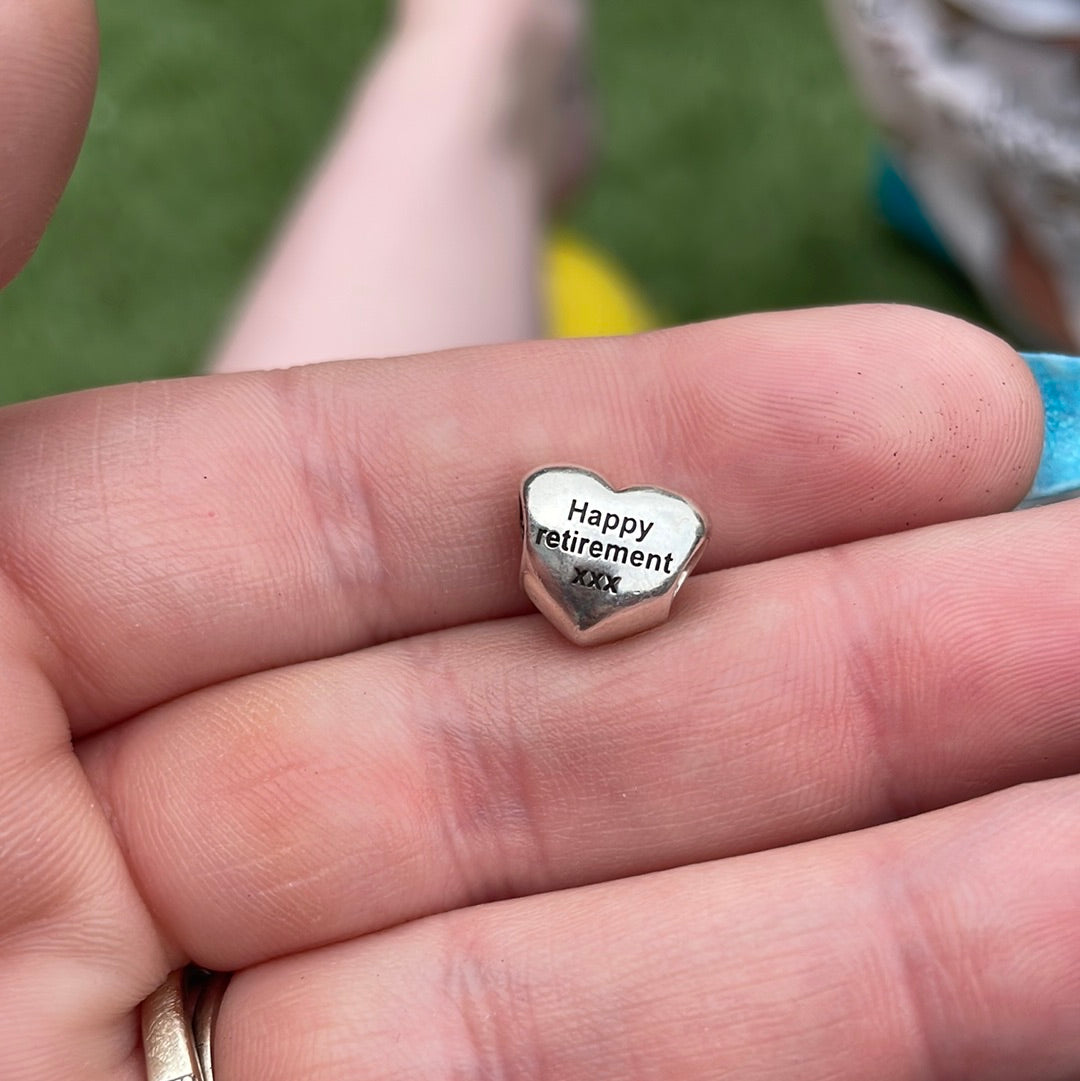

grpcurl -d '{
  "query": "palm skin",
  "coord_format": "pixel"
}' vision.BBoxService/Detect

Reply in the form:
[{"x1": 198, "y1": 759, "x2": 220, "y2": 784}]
[{"x1": 3, "y1": 5, "x2": 1079, "y2": 1081}]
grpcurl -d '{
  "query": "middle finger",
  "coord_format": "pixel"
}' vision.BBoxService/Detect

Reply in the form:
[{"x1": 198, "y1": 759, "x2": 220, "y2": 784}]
[{"x1": 81, "y1": 498, "x2": 1080, "y2": 969}]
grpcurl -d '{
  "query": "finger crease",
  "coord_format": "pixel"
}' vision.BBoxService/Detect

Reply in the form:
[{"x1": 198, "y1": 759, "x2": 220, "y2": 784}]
[{"x1": 271, "y1": 368, "x2": 395, "y2": 641}]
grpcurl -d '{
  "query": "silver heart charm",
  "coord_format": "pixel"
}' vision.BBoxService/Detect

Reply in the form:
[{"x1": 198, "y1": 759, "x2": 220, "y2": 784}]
[{"x1": 520, "y1": 466, "x2": 709, "y2": 645}]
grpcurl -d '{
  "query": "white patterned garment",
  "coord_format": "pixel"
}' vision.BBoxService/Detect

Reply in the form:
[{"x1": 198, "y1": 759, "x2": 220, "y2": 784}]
[{"x1": 827, "y1": 0, "x2": 1080, "y2": 350}]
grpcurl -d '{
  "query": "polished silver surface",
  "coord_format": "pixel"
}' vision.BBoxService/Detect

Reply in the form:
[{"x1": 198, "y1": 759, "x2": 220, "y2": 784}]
[
  {"x1": 141, "y1": 969, "x2": 204, "y2": 1081},
  {"x1": 142, "y1": 968, "x2": 230, "y2": 1081},
  {"x1": 192, "y1": 971, "x2": 230, "y2": 1081},
  {"x1": 520, "y1": 466, "x2": 708, "y2": 645}
]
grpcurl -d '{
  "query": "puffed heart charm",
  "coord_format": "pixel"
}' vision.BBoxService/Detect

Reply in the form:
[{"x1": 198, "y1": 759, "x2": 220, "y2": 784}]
[{"x1": 520, "y1": 465, "x2": 709, "y2": 646}]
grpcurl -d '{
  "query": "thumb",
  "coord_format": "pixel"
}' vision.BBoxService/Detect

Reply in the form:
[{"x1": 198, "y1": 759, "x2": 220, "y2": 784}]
[{"x1": 0, "y1": 0, "x2": 98, "y2": 289}]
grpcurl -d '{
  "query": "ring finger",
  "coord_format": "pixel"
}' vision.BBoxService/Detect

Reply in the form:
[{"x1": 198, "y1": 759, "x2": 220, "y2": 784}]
[{"x1": 214, "y1": 776, "x2": 1080, "y2": 1081}]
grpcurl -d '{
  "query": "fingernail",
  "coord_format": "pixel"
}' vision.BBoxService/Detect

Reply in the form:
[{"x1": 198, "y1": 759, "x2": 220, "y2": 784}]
[{"x1": 1019, "y1": 353, "x2": 1080, "y2": 508}]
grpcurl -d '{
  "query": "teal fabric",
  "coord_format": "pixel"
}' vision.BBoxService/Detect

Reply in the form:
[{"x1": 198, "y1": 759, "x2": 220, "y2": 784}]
[{"x1": 873, "y1": 151, "x2": 956, "y2": 269}]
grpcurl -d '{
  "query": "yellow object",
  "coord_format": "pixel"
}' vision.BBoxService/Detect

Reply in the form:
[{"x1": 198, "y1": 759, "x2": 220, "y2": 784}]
[{"x1": 544, "y1": 229, "x2": 659, "y2": 338}]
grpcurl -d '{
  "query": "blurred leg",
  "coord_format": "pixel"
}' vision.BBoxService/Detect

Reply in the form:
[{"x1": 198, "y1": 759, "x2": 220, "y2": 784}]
[{"x1": 212, "y1": 0, "x2": 587, "y2": 372}]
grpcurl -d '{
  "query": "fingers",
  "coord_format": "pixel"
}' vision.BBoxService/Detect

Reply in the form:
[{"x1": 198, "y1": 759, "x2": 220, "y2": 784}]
[
  {"x1": 0, "y1": 0, "x2": 98, "y2": 288},
  {"x1": 214, "y1": 778, "x2": 1080, "y2": 1081},
  {"x1": 0, "y1": 602, "x2": 168, "y2": 1081},
  {"x1": 1, "y1": 307, "x2": 1040, "y2": 732},
  {"x1": 79, "y1": 499, "x2": 1080, "y2": 969}
]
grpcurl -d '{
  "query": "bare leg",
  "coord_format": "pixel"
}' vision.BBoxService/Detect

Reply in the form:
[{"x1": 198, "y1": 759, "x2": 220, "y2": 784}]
[{"x1": 212, "y1": 0, "x2": 587, "y2": 372}]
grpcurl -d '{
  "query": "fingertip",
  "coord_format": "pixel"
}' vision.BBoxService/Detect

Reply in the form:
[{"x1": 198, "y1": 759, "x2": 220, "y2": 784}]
[
  {"x1": 0, "y1": 0, "x2": 99, "y2": 288},
  {"x1": 658, "y1": 303, "x2": 1046, "y2": 542},
  {"x1": 765, "y1": 303, "x2": 1044, "y2": 517},
  {"x1": 886, "y1": 305, "x2": 1044, "y2": 513}
]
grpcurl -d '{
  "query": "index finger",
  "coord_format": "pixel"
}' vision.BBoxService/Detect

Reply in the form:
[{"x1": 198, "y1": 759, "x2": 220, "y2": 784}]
[{"x1": 0, "y1": 305, "x2": 1041, "y2": 732}]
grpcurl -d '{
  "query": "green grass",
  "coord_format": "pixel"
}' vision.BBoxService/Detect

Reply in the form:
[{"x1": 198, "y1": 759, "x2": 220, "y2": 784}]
[{"x1": 0, "y1": 1, "x2": 988, "y2": 404}]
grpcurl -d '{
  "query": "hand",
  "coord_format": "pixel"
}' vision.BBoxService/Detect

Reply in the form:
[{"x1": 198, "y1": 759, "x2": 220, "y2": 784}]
[
  {"x1": 8, "y1": 298, "x2": 1080, "y2": 1079},
  {"x1": 5, "y1": 6, "x2": 1080, "y2": 1081}
]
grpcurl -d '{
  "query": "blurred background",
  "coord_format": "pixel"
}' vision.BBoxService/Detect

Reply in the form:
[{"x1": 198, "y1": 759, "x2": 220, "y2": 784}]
[{"x1": 0, "y1": 1, "x2": 988, "y2": 405}]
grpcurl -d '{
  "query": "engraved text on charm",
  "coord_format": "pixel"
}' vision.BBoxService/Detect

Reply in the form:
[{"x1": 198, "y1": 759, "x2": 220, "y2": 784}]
[{"x1": 520, "y1": 466, "x2": 709, "y2": 645}]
